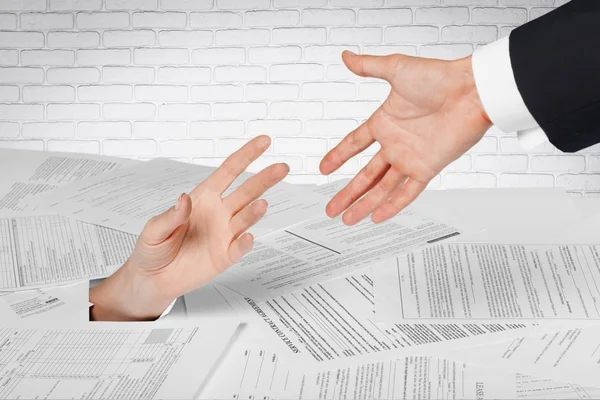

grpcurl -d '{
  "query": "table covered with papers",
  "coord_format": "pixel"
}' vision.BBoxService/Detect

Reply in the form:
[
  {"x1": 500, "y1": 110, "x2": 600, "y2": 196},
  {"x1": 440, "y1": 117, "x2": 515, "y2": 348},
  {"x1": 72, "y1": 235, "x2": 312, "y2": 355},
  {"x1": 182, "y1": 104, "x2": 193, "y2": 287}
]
[{"x1": 1, "y1": 148, "x2": 599, "y2": 399}]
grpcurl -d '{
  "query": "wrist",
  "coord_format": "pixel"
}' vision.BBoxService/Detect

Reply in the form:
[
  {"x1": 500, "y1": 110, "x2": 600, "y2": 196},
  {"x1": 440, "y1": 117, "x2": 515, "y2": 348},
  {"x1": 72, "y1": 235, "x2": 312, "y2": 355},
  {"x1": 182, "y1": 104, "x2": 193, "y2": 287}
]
[
  {"x1": 89, "y1": 262, "x2": 175, "y2": 321},
  {"x1": 455, "y1": 55, "x2": 493, "y2": 128}
]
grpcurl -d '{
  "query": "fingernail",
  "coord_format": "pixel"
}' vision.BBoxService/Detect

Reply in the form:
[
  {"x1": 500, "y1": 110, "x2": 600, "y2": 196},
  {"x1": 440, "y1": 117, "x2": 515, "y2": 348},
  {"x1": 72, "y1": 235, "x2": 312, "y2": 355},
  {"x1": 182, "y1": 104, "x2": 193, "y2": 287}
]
[{"x1": 175, "y1": 194, "x2": 183, "y2": 211}]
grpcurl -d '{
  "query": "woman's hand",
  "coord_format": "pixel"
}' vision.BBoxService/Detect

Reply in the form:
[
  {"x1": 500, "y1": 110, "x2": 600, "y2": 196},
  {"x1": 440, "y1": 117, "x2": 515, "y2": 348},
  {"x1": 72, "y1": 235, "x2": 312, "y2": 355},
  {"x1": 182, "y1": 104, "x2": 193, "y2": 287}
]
[
  {"x1": 90, "y1": 135, "x2": 289, "y2": 321},
  {"x1": 320, "y1": 51, "x2": 493, "y2": 225}
]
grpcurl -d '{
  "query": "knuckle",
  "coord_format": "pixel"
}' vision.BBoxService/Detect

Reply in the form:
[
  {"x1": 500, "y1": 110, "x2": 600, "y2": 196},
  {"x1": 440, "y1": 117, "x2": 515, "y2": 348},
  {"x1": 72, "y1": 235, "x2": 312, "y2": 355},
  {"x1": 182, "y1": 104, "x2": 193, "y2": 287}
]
[
  {"x1": 145, "y1": 215, "x2": 159, "y2": 230},
  {"x1": 392, "y1": 193, "x2": 409, "y2": 209},
  {"x1": 362, "y1": 160, "x2": 378, "y2": 181},
  {"x1": 243, "y1": 208, "x2": 254, "y2": 223},
  {"x1": 339, "y1": 189, "x2": 354, "y2": 206},
  {"x1": 330, "y1": 150, "x2": 344, "y2": 169},
  {"x1": 357, "y1": 57, "x2": 366, "y2": 75},
  {"x1": 351, "y1": 175, "x2": 368, "y2": 198},
  {"x1": 239, "y1": 181, "x2": 254, "y2": 198},
  {"x1": 378, "y1": 179, "x2": 394, "y2": 194},
  {"x1": 349, "y1": 129, "x2": 362, "y2": 147},
  {"x1": 220, "y1": 160, "x2": 237, "y2": 178}
]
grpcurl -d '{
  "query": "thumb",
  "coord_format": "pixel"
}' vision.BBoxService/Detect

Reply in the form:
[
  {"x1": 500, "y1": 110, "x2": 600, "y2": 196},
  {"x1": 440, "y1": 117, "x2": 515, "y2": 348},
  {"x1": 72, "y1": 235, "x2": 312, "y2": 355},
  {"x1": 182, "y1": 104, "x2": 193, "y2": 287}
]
[
  {"x1": 141, "y1": 193, "x2": 192, "y2": 245},
  {"x1": 342, "y1": 51, "x2": 401, "y2": 81}
]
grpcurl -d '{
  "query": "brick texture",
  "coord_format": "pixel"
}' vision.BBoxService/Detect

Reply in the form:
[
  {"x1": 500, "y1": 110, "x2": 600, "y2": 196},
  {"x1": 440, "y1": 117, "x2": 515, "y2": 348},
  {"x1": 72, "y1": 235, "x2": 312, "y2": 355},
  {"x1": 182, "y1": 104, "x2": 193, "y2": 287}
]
[{"x1": 0, "y1": 0, "x2": 595, "y2": 192}]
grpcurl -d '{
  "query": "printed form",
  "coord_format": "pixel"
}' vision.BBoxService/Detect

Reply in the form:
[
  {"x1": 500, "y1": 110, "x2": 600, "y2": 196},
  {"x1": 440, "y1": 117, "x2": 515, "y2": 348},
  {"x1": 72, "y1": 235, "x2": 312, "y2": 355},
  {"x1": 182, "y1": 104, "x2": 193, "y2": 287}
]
[
  {"x1": 0, "y1": 281, "x2": 88, "y2": 324},
  {"x1": 203, "y1": 349, "x2": 518, "y2": 400},
  {"x1": 0, "y1": 149, "x2": 137, "y2": 215},
  {"x1": 0, "y1": 319, "x2": 240, "y2": 400},
  {"x1": 216, "y1": 208, "x2": 462, "y2": 300},
  {"x1": 203, "y1": 340, "x2": 600, "y2": 399},
  {"x1": 0, "y1": 215, "x2": 136, "y2": 290},
  {"x1": 372, "y1": 244, "x2": 600, "y2": 323},
  {"x1": 439, "y1": 325, "x2": 600, "y2": 389},
  {"x1": 515, "y1": 374, "x2": 600, "y2": 399},
  {"x1": 30, "y1": 158, "x2": 330, "y2": 238},
  {"x1": 217, "y1": 270, "x2": 536, "y2": 370}
]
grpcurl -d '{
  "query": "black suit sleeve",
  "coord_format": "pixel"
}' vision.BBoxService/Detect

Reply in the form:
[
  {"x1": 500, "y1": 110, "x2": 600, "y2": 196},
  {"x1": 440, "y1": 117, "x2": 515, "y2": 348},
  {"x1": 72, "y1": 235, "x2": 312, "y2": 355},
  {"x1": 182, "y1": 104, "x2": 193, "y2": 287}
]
[{"x1": 509, "y1": 0, "x2": 600, "y2": 152}]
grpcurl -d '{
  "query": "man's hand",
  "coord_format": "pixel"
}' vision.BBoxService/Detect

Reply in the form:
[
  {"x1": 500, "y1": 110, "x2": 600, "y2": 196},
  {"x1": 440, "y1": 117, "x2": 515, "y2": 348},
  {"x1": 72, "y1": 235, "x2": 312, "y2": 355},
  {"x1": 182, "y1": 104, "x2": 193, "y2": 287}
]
[
  {"x1": 320, "y1": 51, "x2": 493, "y2": 225},
  {"x1": 90, "y1": 135, "x2": 289, "y2": 321}
]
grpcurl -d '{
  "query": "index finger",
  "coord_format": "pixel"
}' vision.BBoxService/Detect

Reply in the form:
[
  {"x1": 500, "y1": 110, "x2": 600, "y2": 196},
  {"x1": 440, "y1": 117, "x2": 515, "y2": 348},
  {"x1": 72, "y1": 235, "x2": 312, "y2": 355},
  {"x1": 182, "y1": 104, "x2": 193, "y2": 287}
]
[
  {"x1": 319, "y1": 121, "x2": 374, "y2": 176},
  {"x1": 198, "y1": 135, "x2": 271, "y2": 195}
]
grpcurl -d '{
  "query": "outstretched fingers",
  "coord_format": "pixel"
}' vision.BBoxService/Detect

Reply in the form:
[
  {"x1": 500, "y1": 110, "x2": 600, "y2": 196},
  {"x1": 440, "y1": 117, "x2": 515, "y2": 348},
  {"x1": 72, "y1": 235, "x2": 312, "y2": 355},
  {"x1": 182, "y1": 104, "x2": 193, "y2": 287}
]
[
  {"x1": 342, "y1": 168, "x2": 407, "y2": 226},
  {"x1": 198, "y1": 135, "x2": 272, "y2": 197},
  {"x1": 326, "y1": 151, "x2": 388, "y2": 219},
  {"x1": 371, "y1": 179, "x2": 427, "y2": 223},
  {"x1": 320, "y1": 121, "x2": 375, "y2": 176},
  {"x1": 223, "y1": 163, "x2": 289, "y2": 215},
  {"x1": 229, "y1": 199, "x2": 268, "y2": 240}
]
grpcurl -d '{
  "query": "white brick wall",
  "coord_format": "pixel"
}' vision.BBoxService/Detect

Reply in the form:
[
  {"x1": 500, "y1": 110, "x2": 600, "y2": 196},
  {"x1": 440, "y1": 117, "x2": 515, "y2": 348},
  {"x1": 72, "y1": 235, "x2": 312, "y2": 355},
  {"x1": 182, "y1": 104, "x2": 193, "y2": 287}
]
[{"x1": 0, "y1": 0, "x2": 598, "y2": 194}]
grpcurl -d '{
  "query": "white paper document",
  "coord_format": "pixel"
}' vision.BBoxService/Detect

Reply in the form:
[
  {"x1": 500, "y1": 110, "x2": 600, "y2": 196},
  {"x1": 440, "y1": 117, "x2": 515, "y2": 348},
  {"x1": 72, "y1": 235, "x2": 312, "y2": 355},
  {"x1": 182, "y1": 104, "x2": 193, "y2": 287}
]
[
  {"x1": 0, "y1": 280, "x2": 88, "y2": 324},
  {"x1": 203, "y1": 348, "x2": 518, "y2": 400},
  {"x1": 0, "y1": 149, "x2": 137, "y2": 216},
  {"x1": 0, "y1": 319, "x2": 240, "y2": 400},
  {"x1": 564, "y1": 204, "x2": 600, "y2": 244},
  {"x1": 515, "y1": 374, "x2": 600, "y2": 399},
  {"x1": 0, "y1": 215, "x2": 136, "y2": 290},
  {"x1": 31, "y1": 158, "x2": 329, "y2": 238},
  {"x1": 29, "y1": 158, "x2": 214, "y2": 233},
  {"x1": 216, "y1": 209, "x2": 461, "y2": 300},
  {"x1": 440, "y1": 324, "x2": 600, "y2": 390},
  {"x1": 571, "y1": 197, "x2": 600, "y2": 220},
  {"x1": 183, "y1": 283, "x2": 238, "y2": 320},
  {"x1": 373, "y1": 244, "x2": 600, "y2": 323},
  {"x1": 218, "y1": 270, "x2": 537, "y2": 369},
  {"x1": 204, "y1": 344, "x2": 600, "y2": 400},
  {"x1": 410, "y1": 188, "x2": 584, "y2": 243}
]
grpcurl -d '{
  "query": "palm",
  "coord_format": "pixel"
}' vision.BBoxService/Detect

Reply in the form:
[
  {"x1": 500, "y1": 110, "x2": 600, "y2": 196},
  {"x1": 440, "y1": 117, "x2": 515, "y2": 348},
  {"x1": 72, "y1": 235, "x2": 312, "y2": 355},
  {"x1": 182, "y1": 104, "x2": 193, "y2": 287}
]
[
  {"x1": 374, "y1": 72, "x2": 488, "y2": 175},
  {"x1": 166, "y1": 196, "x2": 233, "y2": 294},
  {"x1": 127, "y1": 136, "x2": 289, "y2": 302},
  {"x1": 320, "y1": 51, "x2": 491, "y2": 225}
]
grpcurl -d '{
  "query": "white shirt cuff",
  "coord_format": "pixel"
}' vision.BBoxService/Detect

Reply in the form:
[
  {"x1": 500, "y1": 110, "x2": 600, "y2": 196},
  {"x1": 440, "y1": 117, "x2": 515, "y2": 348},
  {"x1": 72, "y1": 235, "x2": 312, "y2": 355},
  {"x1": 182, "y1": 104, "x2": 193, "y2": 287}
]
[
  {"x1": 517, "y1": 126, "x2": 550, "y2": 150},
  {"x1": 472, "y1": 36, "x2": 543, "y2": 134}
]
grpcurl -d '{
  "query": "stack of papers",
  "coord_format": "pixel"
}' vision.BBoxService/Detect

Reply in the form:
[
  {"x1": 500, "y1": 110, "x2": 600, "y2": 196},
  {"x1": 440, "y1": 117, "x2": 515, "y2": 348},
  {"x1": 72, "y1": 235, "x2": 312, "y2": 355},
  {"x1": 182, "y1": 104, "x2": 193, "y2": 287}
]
[
  {"x1": 0, "y1": 318, "x2": 241, "y2": 399},
  {"x1": 1, "y1": 148, "x2": 599, "y2": 399}
]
